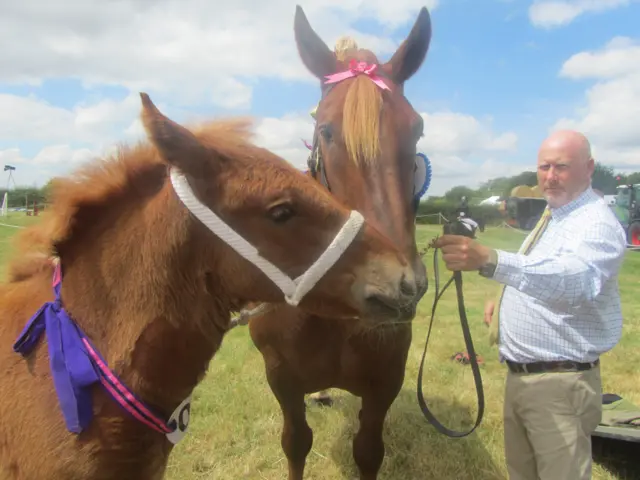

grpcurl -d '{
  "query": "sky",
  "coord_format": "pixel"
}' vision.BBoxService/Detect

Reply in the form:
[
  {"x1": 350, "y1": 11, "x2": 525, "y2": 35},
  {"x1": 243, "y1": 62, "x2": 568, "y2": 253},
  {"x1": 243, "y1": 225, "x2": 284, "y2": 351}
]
[{"x1": 1, "y1": 0, "x2": 639, "y2": 196}]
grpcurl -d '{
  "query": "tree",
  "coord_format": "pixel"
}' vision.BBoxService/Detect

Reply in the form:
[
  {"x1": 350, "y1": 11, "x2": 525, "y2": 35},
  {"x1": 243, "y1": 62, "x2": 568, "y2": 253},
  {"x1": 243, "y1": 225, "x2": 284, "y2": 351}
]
[
  {"x1": 443, "y1": 186, "x2": 476, "y2": 203},
  {"x1": 591, "y1": 163, "x2": 618, "y2": 194},
  {"x1": 625, "y1": 172, "x2": 640, "y2": 185},
  {"x1": 41, "y1": 179, "x2": 57, "y2": 202},
  {"x1": 478, "y1": 171, "x2": 538, "y2": 198}
]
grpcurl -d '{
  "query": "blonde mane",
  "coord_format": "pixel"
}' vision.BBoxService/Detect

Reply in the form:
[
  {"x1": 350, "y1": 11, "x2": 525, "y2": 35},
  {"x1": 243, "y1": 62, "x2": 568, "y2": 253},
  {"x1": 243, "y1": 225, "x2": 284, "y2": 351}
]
[{"x1": 342, "y1": 74, "x2": 383, "y2": 165}]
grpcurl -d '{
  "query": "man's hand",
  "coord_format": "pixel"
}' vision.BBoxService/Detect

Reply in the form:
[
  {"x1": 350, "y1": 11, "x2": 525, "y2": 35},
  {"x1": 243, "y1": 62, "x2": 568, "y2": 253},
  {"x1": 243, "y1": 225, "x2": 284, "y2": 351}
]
[
  {"x1": 484, "y1": 300, "x2": 494, "y2": 327},
  {"x1": 432, "y1": 234, "x2": 494, "y2": 271}
]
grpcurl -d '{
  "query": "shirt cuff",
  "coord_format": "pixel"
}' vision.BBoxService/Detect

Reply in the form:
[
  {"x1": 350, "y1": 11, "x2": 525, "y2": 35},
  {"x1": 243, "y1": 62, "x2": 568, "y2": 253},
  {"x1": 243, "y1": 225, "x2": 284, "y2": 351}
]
[{"x1": 492, "y1": 250, "x2": 523, "y2": 287}]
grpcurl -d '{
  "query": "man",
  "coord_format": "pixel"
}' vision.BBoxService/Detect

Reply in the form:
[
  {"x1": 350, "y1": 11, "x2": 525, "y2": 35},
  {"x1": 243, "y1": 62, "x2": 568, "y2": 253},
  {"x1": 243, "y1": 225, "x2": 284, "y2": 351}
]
[
  {"x1": 458, "y1": 195, "x2": 470, "y2": 216},
  {"x1": 434, "y1": 130, "x2": 627, "y2": 480}
]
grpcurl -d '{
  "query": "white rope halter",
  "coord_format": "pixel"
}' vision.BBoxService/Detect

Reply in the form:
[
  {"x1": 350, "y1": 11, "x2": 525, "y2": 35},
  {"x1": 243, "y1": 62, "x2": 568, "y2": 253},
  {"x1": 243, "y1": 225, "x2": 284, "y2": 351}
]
[{"x1": 169, "y1": 168, "x2": 365, "y2": 306}]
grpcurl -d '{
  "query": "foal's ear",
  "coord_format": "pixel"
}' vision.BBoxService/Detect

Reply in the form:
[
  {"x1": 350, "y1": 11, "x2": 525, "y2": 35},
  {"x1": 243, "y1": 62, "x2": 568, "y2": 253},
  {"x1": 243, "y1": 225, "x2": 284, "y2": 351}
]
[
  {"x1": 382, "y1": 7, "x2": 432, "y2": 85},
  {"x1": 294, "y1": 5, "x2": 336, "y2": 81},
  {"x1": 139, "y1": 93, "x2": 212, "y2": 178}
]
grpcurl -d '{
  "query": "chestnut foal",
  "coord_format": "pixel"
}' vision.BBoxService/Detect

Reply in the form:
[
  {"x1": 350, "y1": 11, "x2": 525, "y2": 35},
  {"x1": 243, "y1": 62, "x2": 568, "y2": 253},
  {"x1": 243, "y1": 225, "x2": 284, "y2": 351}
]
[{"x1": 0, "y1": 93, "x2": 415, "y2": 479}]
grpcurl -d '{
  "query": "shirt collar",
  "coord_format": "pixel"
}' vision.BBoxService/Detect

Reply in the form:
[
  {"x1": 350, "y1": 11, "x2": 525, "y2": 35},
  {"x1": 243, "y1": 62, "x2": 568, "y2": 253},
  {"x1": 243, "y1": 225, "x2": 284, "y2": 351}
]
[{"x1": 549, "y1": 186, "x2": 599, "y2": 221}]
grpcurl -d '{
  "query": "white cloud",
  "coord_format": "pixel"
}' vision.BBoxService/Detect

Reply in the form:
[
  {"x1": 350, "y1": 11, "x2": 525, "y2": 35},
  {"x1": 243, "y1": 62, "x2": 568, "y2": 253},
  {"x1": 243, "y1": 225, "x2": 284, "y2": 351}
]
[
  {"x1": 251, "y1": 114, "x2": 316, "y2": 173},
  {"x1": 552, "y1": 37, "x2": 640, "y2": 171},
  {"x1": 1, "y1": 0, "x2": 525, "y2": 195},
  {"x1": 528, "y1": 0, "x2": 634, "y2": 28},
  {"x1": 0, "y1": 148, "x2": 28, "y2": 166},
  {"x1": 0, "y1": 146, "x2": 94, "y2": 188},
  {"x1": 0, "y1": 91, "x2": 518, "y2": 195},
  {"x1": 0, "y1": 95, "x2": 74, "y2": 142},
  {"x1": 417, "y1": 113, "x2": 520, "y2": 194},
  {"x1": 31, "y1": 146, "x2": 96, "y2": 166},
  {"x1": 0, "y1": 0, "x2": 438, "y2": 109},
  {"x1": 0, "y1": 92, "x2": 144, "y2": 187},
  {"x1": 419, "y1": 112, "x2": 518, "y2": 157},
  {"x1": 559, "y1": 36, "x2": 640, "y2": 79},
  {"x1": 0, "y1": 92, "x2": 142, "y2": 147}
]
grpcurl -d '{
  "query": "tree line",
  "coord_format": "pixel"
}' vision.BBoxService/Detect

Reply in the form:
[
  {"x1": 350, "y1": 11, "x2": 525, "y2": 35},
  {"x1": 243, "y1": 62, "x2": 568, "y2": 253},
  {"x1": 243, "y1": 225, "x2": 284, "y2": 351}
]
[
  {"x1": 0, "y1": 186, "x2": 49, "y2": 208},
  {"x1": 416, "y1": 164, "x2": 640, "y2": 226},
  {"x1": 1, "y1": 164, "x2": 638, "y2": 216},
  {"x1": 438, "y1": 164, "x2": 640, "y2": 204}
]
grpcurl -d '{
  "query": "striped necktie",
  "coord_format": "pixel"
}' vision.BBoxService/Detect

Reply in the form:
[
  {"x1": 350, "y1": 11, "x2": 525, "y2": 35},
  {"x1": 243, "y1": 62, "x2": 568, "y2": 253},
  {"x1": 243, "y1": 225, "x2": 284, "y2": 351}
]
[{"x1": 488, "y1": 208, "x2": 552, "y2": 346}]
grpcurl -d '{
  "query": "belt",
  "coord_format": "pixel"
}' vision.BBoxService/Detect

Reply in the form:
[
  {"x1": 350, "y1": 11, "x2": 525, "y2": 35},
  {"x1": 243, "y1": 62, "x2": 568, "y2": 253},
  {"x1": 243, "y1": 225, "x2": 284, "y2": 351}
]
[{"x1": 506, "y1": 359, "x2": 599, "y2": 374}]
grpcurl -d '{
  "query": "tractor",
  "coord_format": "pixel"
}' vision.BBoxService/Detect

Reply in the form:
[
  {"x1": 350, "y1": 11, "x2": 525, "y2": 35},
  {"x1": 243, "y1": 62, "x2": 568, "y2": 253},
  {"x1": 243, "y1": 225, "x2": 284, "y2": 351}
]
[{"x1": 611, "y1": 183, "x2": 640, "y2": 247}]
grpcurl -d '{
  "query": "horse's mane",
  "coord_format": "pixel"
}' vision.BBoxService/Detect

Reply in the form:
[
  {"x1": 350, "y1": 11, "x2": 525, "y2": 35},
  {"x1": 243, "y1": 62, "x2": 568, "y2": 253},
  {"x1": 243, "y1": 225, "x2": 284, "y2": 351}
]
[
  {"x1": 5, "y1": 117, "x2": 256, "y2": 283},
  {"x1": 341, "y1": 54, "x2": 383, "y2": 166}
]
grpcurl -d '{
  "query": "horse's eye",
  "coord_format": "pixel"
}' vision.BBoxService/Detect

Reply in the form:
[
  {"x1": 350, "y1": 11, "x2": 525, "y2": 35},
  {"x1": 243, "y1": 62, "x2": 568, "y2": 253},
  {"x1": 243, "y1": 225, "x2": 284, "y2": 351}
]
[
  {"x1": 268, "y1": 203, "x2": 295, "y2": 223},
  {"x1": 319, "y1": 124, "x2": 333, "y2": 142}
]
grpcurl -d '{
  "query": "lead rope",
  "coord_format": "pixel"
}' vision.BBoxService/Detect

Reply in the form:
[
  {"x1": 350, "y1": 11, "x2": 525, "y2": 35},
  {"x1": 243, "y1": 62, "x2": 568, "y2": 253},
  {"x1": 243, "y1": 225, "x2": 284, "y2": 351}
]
[{"x1": 416, "y1": 221, "x2": 485, "y2": 437}]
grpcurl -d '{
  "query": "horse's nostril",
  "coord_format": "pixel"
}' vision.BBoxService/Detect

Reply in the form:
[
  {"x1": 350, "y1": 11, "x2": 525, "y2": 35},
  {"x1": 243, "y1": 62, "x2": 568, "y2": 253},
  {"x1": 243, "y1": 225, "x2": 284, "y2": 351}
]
[{"x1": 400, "y1": 275, "x2": 417, "y2": 297}]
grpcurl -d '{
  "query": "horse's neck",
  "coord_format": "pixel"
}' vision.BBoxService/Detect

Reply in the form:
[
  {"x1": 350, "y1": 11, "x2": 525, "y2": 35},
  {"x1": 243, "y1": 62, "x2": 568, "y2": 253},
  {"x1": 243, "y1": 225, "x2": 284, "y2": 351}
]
[
  {"x1": 59, "y1": 195, "x2": 230, "y2": 415},
  {"x1": 114, "y1": 298, "x2": 228, "y2": 410}
]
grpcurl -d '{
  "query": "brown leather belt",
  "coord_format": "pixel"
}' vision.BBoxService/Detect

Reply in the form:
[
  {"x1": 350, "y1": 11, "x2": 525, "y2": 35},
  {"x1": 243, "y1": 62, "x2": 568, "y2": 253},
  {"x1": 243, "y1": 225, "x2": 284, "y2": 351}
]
[{"x1": 506, "y1": 358, "x2": 599, "y2": 374}]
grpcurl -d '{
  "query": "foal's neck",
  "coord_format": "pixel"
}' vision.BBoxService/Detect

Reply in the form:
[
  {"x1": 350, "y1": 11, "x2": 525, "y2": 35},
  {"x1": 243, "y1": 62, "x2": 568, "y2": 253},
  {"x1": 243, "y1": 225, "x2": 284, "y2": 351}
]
[{"x1": 60, "y1": 190, "x2": 230, "y2": 417}]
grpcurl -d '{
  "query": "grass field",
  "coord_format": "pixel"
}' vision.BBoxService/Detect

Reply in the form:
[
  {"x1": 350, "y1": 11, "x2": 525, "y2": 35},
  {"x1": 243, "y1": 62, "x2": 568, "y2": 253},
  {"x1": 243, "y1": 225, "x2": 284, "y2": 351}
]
[{"x1": 0, "y1": 215, "x2": 638, "y2": 479}]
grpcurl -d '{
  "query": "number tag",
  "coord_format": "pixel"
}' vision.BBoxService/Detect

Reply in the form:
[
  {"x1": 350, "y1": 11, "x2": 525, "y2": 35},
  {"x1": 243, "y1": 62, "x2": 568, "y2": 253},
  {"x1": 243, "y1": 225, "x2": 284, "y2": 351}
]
[{"x1": 165, "y1": 395, "x2": 192, "y2": 445}]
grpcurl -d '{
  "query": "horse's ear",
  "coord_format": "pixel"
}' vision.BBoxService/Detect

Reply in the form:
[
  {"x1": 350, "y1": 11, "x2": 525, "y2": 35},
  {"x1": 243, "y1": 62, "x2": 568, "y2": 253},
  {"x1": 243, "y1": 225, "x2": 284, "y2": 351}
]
[
  {"x1": 139, "y1": 93, "x2": 212, "y2": 177},
  {"x1": 293, "y1": 5, "x2": 336, "y2": 80},
  {"x1": 383, "y1": 7, "x2": 431, "y2": 85}
]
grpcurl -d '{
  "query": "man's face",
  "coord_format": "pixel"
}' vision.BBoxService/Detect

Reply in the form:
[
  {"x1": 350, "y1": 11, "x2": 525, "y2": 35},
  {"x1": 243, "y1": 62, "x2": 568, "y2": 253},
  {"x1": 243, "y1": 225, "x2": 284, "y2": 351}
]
[{"x1": 537, "y1": 146, "x2": 594, "y2": 208}]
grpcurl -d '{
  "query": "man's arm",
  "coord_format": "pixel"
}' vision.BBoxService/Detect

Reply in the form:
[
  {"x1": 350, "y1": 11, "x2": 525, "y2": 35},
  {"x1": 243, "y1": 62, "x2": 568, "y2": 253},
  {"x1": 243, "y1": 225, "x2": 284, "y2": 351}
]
[{"x1": 491, "y1": 221, "x2": 626, "y2": 308}]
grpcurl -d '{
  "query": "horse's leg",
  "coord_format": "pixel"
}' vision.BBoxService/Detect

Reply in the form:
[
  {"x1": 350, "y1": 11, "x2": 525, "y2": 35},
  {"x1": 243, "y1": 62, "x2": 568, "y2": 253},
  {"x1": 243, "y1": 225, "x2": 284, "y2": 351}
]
[
  {"x1": 352, "y1": 391, "x2": 396, "y2": 480},
  {"x1": 267, "y1": 369, "x2": 313, "y2": 480},
  {"x1": 308, "y1": 389, "x2": 333, "y2": 407}
]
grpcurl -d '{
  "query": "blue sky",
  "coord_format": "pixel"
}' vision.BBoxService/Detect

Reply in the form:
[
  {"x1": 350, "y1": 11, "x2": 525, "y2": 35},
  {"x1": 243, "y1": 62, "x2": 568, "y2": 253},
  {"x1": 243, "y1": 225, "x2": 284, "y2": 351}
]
[{"x1": 1, "y1": 0, "x2": 639, "y2": 195}]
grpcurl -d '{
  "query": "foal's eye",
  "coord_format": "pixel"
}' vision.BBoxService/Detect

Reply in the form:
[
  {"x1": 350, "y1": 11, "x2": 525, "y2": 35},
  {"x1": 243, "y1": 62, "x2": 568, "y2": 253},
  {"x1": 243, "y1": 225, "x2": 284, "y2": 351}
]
[{"x1": 267, "y1": 203, "x2": 295, "y2": 223}]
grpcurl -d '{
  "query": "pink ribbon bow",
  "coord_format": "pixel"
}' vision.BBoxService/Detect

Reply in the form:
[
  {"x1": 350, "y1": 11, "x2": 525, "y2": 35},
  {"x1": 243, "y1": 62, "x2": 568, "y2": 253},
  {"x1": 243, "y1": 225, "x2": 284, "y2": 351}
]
[{"x1": 324, "y1": 59, "x2": 390, "y2": 91}]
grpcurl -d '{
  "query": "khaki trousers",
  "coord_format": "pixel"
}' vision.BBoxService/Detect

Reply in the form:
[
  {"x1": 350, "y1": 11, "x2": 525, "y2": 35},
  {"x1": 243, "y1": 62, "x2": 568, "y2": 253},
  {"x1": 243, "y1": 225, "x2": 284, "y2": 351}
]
[{"x1": 503, "y1": 364, "x2": 602, "y2": 480}]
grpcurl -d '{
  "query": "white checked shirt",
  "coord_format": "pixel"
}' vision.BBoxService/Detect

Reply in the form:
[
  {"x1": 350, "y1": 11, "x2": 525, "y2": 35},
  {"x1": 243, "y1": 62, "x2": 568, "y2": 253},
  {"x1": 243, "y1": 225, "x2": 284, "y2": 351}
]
[{"x1": 493, "y1": 187, "x2": 627, "y2": 363}]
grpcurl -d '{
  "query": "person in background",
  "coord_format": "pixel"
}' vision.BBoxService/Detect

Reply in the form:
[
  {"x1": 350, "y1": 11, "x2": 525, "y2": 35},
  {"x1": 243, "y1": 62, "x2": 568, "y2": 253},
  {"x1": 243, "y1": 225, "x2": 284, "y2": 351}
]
[
  {"x1": 458, "y1": 195, "x2": 469, "y2": 216},
  {"x1": 434, "y1": 130, "x2": 627, "y2": 480},
  {"x1": 309, "y1": 36, "x2": 358, "y2": 121}
]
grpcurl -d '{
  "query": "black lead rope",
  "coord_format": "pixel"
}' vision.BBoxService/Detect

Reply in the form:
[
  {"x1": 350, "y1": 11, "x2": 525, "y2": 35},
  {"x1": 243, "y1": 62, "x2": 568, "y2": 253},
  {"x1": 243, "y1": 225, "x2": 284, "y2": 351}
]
[{"x1": 416, "y1": 220, "x2": 485, "y2": 437}]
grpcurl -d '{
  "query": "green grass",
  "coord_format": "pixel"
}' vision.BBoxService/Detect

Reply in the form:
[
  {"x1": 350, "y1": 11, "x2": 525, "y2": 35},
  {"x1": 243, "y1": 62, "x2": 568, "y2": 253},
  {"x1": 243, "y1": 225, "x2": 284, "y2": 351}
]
[
  {"x1": 0, "y1": 212, "x2": 42, "y2": 279},
  {"x1": 1, "y1": 219, "x2": 638, "y2": 479}
]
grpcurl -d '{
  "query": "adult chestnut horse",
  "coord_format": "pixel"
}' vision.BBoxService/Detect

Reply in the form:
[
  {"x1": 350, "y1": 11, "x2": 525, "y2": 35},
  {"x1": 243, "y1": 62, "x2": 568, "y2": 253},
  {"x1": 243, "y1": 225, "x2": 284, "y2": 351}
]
[
  {"x1": 246, "y1": 5, "x2": 433, "y2": 480},
  {"x1": 0, "y1": 94, "x2": 416, "y2": 479}
]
